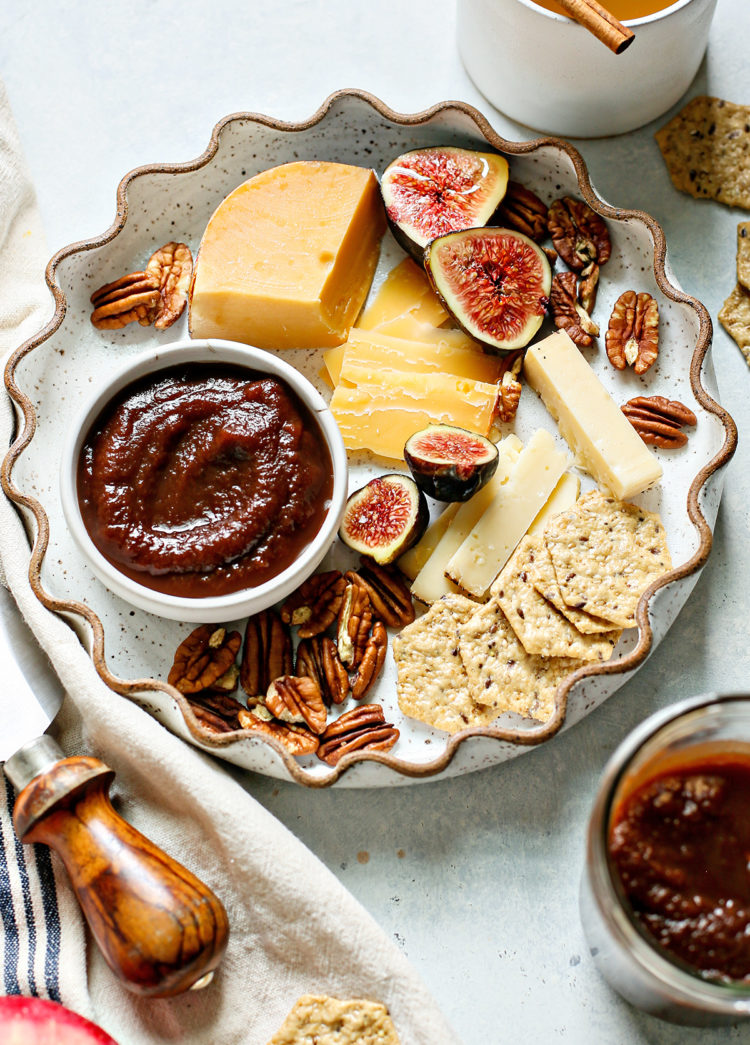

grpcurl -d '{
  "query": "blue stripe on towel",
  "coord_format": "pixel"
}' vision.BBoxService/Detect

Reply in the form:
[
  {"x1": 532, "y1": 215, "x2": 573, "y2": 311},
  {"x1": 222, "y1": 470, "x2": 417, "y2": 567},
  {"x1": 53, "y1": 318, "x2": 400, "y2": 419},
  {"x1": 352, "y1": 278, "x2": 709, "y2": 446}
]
[
  {"x1": 0, "y1": 774, "x2": 62, "y2": 1001},
  {"x1": 0, "y1": 779, "x2": 21, "y2": 994},
  {"x1": 33, "y1": 845, "x2": 61, "y2": 1002},
  {"x1": 7, "y1": 780, "x2": 37, "y2": 995}
]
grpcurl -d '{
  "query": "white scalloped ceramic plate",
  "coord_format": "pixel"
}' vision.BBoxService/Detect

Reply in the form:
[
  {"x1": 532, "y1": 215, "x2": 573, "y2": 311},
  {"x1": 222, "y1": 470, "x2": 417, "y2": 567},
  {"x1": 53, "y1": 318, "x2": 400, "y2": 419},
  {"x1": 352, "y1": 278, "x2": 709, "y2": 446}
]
[{"x1": 3, "y1": 90, "x2": 736, "y2": 787}]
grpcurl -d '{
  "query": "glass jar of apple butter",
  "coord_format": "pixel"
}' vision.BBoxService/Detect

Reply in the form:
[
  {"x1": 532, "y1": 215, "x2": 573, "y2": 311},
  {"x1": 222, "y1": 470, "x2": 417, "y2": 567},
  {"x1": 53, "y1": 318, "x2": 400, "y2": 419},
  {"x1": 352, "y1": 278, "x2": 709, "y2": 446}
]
[{"x1": 581, "y1": 694, "x2": 750, "y2": 1025}]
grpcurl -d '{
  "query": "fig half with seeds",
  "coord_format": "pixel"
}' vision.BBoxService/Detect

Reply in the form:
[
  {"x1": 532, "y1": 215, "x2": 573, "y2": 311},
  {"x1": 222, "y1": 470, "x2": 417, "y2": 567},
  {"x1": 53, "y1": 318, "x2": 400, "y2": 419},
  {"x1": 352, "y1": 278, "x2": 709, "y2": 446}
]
[
  {"x1": 405, "y1": 424, "x2": 499, "y2": 502},
  {"x1": 339, "y1": 474, "x2": 428, "y2": 565},
  {"x1": 380, "y1": 146, "x2": 509, "y2": 259},
  {"x1": 425, "y1": 227, "x2": 552, "y2": 353}
]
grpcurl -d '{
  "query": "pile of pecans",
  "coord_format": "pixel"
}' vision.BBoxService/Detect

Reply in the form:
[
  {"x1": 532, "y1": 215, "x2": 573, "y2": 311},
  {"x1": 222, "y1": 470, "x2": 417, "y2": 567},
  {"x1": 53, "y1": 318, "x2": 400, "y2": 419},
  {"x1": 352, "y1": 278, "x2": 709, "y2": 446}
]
[
  {"x1": 500, "y1": 181, "x2": 661, "y2": 373},
  {"x1": 167, "y1": 560, "x2": 414, "y2": 766}
]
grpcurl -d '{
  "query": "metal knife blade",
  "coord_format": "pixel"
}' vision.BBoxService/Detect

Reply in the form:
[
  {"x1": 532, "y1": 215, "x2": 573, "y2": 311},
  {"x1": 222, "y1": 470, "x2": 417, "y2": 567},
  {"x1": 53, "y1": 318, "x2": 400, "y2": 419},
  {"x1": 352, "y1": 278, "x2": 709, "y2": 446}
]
[{"x1": 0, "y1": 583, "x2": 64, "y2": 762}]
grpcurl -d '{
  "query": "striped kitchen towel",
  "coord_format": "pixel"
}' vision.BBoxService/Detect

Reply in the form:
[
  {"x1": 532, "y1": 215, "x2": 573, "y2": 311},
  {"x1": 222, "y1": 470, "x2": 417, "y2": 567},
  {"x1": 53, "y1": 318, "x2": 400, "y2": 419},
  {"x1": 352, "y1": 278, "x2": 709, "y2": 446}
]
[{"x1": 0, "y1": 772, "x2": 90, "y2": 1017}]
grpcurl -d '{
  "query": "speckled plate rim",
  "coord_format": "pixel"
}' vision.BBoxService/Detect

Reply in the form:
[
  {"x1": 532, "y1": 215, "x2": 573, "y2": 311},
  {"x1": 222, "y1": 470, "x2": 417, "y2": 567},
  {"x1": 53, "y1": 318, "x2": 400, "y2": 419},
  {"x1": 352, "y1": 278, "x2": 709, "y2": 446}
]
[{"x1": 2, "y1": 88, "x2": 738, "y2": 788}]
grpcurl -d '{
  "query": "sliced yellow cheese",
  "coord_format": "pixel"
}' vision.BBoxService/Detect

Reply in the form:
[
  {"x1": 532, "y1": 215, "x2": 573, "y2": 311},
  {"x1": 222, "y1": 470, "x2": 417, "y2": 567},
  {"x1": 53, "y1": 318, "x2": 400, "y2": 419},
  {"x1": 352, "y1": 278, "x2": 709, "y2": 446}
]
[
  {"x1": 189, "y1": 161, "x2": 385, "y2": 349},
  {"x1": 411, "y1": 435, "x2": 523, "y2": 604},
  {"x1": 374, "y1": 316, "x2": 473, "y2": 347},
  {"x1": 526, "y1": 472, "x2": 580, "y2": 537},
  {"x1": 357, "y1": 257, "x2": 448, "y2": 330},
  {"x1": 332, "y1": 328, "x2": 506, "y2": 387},
  {"x1": 446, "y1": 428, "x2": 568, "y2": 597},
  {"x1": 323, "y1": 345, "x2": 346, "y2": 386},
  {"x1": 398, "y1": 503, "x2": 460, "y2": 581},
  {"x1": 524, "y1": 330, "x2": 662, "y2": 500},
  {"x1": 329, "y1": 370, "x2": 501, "y2": 460}
]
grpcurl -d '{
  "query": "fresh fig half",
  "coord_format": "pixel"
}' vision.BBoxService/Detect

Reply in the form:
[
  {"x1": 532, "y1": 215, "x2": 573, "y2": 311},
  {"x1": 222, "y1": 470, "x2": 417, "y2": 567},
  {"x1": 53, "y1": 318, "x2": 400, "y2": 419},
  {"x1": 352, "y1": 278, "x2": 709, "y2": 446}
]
[
  {"x1": 424, "y1": 227, "x2": 552, "y2": 353},
  {"x1": 404, "y1": 424, "x2": 499, "y2": 502},
  {"x1": 380, "y1": 147, "x2": 509, "y2": 259},
  {"x1": 339, "y1": 474, "x2": 428, "y2": 565}
]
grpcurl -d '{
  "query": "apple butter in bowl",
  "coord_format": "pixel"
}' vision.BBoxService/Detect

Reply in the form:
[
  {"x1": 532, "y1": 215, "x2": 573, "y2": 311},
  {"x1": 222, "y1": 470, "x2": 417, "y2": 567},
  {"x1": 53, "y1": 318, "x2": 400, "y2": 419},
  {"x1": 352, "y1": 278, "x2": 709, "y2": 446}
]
[{"x1": 61, "y1": 339, "x2": 347, "y2": 621}]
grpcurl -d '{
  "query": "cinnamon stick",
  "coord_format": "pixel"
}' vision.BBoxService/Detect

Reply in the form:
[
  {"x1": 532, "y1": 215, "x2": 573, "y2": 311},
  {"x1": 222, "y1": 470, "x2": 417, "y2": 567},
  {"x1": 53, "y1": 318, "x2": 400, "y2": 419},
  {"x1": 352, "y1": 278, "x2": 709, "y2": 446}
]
[{"x1": 553, "y1": 0, "x2": 635, "y2": 55}]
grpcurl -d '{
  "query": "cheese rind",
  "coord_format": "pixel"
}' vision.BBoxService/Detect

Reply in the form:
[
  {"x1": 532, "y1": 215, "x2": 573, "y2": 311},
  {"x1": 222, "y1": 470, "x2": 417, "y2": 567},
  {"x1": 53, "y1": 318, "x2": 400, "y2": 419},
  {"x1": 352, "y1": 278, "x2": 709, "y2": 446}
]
[
  {"x1": 189, "y1": 161, "x2": 385, "y2": 349},
  {"x1": 524, "y1": 330, "x2": 662, "y2": 499},
  {"x1": 411, "y1": 436, "x2": 523, "y2": 604},
  {"x1": 445, "y1": 428, "x2": 568, "y2": 597}
]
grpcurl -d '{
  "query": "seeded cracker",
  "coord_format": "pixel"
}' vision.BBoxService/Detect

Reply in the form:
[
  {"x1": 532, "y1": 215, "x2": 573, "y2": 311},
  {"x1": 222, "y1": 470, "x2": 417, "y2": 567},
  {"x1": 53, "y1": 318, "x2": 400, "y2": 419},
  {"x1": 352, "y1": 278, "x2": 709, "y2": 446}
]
[
  {"x1": 719, "y1": 284, "x2": 750, "y2": 363},
  {"x1": 655, "y1": 97, "x2": 750, "y2": 209},
  {"x1": 267, "y1": 994, "x2": 400, "y2": 1045},
  {"x1": 492, "y1": 536, "x2": 620, "y2": 661},
  {"x1": 526, "y1": 537, "x2": 617, "y2": 635},
  {"x1": 458, "y1": 599, "x2": 578, "y2": 722},
  {"x1": 737, "y1": 222, "x2": 750, "y2": 291},
  {"x1": 544, "y1": 491, "x2": 671, "y2": 629},
  {"x1": 393, "y1": 595, "x2": 500, "y2": 733}
]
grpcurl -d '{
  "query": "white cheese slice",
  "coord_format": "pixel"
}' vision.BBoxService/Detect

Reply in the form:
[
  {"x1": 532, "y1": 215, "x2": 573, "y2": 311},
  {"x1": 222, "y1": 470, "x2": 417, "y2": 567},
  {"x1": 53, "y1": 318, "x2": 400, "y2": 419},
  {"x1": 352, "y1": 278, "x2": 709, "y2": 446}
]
[
  {"x1": 445, "y1": 428, "x2": 568, "y2": 597},
  {"x1": 526, "y1": 472, "x2": 580, "y2": 537},
  {"x1": 398, "y1": 503, "x2": 460, "y2": 581},
  {"x1": 524, "y1": 330, "x2": 662, "y2": 500},
  {"x1": 411, "y1": 434, "x2": 523, "y2": 604}
]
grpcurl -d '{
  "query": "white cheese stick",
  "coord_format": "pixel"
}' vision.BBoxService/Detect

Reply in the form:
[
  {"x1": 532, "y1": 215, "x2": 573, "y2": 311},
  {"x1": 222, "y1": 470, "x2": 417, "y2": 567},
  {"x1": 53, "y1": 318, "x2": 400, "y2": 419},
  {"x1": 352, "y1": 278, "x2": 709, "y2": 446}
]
[
  {"x1": 445, "y1": 428, "x2": 568, "y2": 597},
  {"x1": 411, "y1": 435, "x2": 523, "y2": 604},
  {"x1": 524, "y1": 330, "x2": 662, "y2": 500}
]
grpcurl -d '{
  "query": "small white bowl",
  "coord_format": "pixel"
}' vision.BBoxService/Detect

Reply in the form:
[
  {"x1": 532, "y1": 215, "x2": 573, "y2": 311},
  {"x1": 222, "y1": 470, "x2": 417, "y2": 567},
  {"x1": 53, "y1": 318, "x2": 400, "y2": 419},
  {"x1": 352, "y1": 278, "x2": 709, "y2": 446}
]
[
  {"x1": 60, "y1": 338, "x2": 348, "y2": 623},
  {"x1": 457, "y1": 0, "x2": 719, "y2": 138}
]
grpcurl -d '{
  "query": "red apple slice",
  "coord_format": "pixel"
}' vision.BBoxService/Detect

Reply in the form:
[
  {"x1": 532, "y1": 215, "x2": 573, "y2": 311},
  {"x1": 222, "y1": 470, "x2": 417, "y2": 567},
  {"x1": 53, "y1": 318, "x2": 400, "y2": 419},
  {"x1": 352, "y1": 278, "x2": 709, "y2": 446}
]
[{"x1": 0, "y1": 996, "x2": 118, "y2": 1045}]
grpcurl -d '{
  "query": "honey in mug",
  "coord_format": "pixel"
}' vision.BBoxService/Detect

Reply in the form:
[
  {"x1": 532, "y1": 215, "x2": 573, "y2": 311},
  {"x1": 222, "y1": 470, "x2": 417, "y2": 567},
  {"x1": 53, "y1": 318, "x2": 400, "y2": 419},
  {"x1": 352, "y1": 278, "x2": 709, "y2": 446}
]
[{"x1": 531, "y1": 0, "x2": 671, "y2": 18}]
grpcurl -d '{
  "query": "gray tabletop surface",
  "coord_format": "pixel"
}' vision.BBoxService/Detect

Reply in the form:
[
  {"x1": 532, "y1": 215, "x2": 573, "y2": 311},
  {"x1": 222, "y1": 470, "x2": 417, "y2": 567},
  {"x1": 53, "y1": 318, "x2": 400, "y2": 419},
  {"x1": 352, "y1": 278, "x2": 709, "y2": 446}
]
[{"x1": 2, "y1": 2, "x2": 749, "y2": 1041}]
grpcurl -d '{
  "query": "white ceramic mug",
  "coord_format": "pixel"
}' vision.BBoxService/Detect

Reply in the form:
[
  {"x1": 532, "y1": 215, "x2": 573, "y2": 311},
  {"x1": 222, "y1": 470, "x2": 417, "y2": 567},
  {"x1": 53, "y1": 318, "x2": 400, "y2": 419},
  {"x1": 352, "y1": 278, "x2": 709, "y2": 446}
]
[{"x1": 457, "y1": 0, "x2": 718, "y2": 137}]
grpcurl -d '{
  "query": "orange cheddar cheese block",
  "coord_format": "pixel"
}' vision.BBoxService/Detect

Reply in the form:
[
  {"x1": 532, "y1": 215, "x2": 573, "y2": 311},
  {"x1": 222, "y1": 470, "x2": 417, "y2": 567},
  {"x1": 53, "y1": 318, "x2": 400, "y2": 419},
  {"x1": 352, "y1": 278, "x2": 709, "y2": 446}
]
[
  {"x1": 330, "y1": 369, "x2": 500, "y2": 460},
  {"x1": 357, "y1": 258, "x2": 448, "y2": 330},
  {"x1": 331, "y1": 328, "x2": 506, "y2": 387},
  {"x1": 189, "y1": 161, "x2": 386, "y2": 349}
]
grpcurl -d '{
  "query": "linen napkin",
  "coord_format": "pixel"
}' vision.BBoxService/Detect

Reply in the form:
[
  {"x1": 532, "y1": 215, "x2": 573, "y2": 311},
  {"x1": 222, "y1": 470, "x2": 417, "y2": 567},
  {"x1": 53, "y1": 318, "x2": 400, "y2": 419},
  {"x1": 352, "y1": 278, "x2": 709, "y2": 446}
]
[{"x1": 0, "y1": 81, "x2": 459, "y2": 1045}]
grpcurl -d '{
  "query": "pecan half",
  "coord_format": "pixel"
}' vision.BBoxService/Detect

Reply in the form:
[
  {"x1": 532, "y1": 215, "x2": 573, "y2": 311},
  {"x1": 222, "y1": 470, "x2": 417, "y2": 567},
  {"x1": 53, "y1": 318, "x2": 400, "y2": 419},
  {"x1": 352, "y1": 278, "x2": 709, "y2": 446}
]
[
  {"x1": 168, "y1": 625, "x2": 242, "y2": 695},
  {"x1": 351, "y1": 621, "x2": 388, "y2": 701},
  {"x1": 547, "y1": 197, "x2": 611, "y2": 275},
  {"x1": 337, "y1": 582, "x2": 373, "y2": 669},
  {"x1": 90, "y1": 271, "x2": 161, "y2": 329},
  {"x1": 187, "y1": 691, "x2": 243, "y2": 732},
  {"x1": 578, "y1": 262, "x2": 599, "y2": 314},
  {"x1": 296, "y1": 636, "x2": 350, "y2": 706},
  {"x1": 265, "y1": 675, "x2": 327, "y2": 735},
  {"x1": 495, "y1": 181, "x2": 548, "y2": 242},
  {"x1": 549, "y1": 271, "x2": 599, "y2": 347},
  {"x1": 317, "y1": 704, "x2": 399, "y2": 766},
  {"x1": 240, "y1": 609, "x2": 293, "y2": 700},
  {"x1": 496, "y1": 349, "x2": 523, "y2": 423},
  {"x1": 606, "y1": 291, "x2": 659, "y2": 374},
  {"x1": 145, "y1": 241, "x2": 193, "y2": 329},
  {"x1": 346, "y1": 561, "x2": 415, "y2": 629},
  {"x1": 621, "y1": 395, "x2": 697, "y2": 448},
  {"x1": 238, "y1": 705, "x2": 319, "y2": 756},
  {"x1": 188, "y1": 703, "x2": 237, "y2": 734},
  {"x1": 280, "y1": 570, "x2": 346, "y2": 638}
]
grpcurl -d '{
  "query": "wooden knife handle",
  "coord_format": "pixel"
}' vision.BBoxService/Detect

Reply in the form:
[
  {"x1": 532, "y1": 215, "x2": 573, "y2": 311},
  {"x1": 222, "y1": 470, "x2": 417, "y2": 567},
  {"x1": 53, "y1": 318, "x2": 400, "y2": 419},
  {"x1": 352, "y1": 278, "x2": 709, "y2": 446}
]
[{"x1": 13, "y1": 755, "x2": 229, "y2": 997}]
